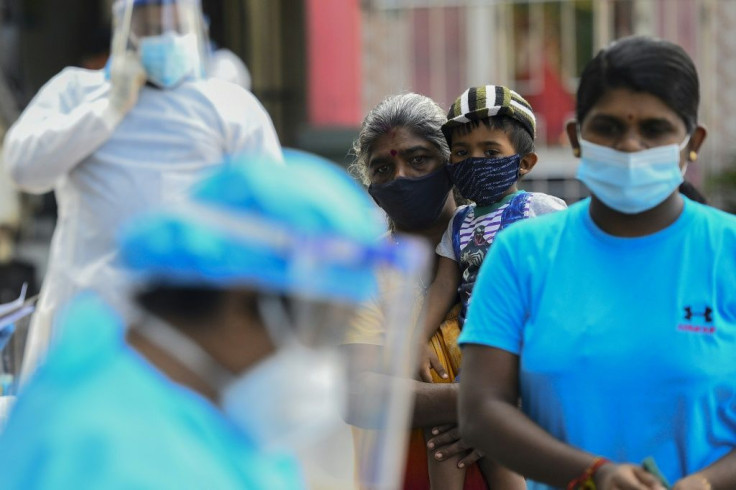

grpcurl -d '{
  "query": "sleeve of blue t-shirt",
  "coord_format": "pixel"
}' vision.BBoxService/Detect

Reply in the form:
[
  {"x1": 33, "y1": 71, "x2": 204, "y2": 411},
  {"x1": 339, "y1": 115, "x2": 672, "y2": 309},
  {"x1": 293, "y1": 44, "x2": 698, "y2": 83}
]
[{"x1": 458, "y1": 227, "x2": 528, "y2": 354}]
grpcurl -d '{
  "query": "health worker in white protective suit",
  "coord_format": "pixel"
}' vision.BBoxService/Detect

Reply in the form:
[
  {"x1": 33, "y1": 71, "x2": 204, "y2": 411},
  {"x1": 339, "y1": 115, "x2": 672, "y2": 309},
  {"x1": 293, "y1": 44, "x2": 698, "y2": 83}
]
[{"x1": 1, "y1": 0, "x2": 282, "y2": 381}]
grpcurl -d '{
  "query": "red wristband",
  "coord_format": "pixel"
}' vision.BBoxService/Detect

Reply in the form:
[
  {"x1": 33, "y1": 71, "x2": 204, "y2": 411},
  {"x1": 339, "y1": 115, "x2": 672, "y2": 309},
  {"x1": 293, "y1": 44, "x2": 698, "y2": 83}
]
[{"x1": 566, "y1": 457, "x2": 611, "y2": 490}]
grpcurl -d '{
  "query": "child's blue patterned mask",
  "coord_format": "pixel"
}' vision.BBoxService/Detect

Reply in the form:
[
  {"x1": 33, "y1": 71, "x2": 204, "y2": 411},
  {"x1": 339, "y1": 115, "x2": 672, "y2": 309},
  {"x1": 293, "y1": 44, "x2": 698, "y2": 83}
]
[{"x1": 447, "y1": 154, "x2": 520, "y2": 206}]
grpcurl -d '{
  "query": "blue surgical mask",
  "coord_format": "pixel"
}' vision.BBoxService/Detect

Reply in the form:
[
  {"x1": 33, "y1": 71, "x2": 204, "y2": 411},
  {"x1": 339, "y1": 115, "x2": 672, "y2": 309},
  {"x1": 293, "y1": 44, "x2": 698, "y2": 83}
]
[
  {"x1": 139, "y1": 32, "x2": 199, "y2": 89},
  {"x1": 576, "y1": 137, "x2": 689, "y2": 214},
  {"x1": 446, "y1": 154, "x2": 520, "y2": 206}
]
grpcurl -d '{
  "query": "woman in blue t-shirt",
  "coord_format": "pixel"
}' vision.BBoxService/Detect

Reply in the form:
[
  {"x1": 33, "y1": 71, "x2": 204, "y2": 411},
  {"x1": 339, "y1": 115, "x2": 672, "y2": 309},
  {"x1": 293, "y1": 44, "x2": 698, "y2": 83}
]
[{"x1": 457, "y1": 36, "x2": 736, "y2": 490}]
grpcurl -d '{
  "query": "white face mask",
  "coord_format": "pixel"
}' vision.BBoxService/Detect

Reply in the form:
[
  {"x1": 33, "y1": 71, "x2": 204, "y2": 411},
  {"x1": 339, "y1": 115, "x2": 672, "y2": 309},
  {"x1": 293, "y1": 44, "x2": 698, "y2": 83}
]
[
  {"x1": 576, "y1": 136, "x2": 689, "y2": 214},
  {"x1": 139, "y1": 31, "x2": 199, "y2": 89},
  {"x1": 136, "y1": 311, "x2": 347, "y2": 452},
  {"x1": 221, "y1": 343, "x2": 347, "y2": 452}
]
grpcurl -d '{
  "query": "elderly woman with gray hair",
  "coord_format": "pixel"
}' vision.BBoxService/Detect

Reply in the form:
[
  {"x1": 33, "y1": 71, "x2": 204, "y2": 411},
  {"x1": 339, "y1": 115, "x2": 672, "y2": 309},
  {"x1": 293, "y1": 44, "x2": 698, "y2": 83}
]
[{"x1": 344, "y1": 93, "x2": 525, "y2": 489}]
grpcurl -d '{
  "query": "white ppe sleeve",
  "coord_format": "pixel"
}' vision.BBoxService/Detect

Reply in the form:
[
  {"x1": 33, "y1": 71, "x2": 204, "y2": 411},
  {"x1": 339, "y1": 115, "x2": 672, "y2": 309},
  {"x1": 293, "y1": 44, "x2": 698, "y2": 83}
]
[
  {"x1": 199, "y1": 79, "x2": 283, "y2": 163},
  {"x1": 209, "y1": 49, "x2": 252, "y2": 90},
  {"x1": 527, "y1": 192, "x2": 567, "y2": 217},
  {"x1": 2, "y1": 68, "x2": 122, "y2": 194}
]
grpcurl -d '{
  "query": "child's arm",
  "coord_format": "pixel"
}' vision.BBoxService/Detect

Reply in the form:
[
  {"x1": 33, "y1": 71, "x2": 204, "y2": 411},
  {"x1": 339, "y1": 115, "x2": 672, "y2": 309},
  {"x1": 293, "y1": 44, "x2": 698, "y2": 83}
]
[
  {"x1": 417, "y1": 257, "x2": 461, "y2": 382},
  {"x1": 422, "y1": 256, "x2": 461, "y2": 343}
]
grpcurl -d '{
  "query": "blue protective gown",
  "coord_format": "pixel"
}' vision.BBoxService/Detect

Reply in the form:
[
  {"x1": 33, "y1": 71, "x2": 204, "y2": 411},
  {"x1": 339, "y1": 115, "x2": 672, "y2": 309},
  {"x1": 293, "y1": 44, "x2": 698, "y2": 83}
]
[{"x1": 0, "y1": 293, "x2": 305, "y2": 489}]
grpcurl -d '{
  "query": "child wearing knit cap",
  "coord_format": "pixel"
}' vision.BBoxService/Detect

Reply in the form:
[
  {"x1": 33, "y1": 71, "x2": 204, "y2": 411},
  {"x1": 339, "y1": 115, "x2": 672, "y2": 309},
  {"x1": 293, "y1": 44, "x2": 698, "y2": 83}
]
[{"x1": 420, "y1": 85, "x2": 566, "y2": 489}]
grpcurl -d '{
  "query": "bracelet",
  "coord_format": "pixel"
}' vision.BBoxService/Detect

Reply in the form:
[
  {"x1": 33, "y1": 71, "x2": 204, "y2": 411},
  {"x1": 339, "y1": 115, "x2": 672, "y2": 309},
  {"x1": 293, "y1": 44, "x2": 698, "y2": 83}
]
[{"x1": 566, "y1": 457, "x2": 611, "y2": 490}]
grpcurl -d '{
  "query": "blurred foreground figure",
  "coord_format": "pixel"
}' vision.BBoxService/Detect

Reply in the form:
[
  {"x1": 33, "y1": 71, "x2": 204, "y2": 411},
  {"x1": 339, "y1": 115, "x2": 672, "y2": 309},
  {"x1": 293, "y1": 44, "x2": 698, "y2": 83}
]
[
  {"x1": 1, "y1": 0, "x2": 281, "y2": 383},
  {"x1": 0, "y1": 151, "x2": 427, "y2": 489}
]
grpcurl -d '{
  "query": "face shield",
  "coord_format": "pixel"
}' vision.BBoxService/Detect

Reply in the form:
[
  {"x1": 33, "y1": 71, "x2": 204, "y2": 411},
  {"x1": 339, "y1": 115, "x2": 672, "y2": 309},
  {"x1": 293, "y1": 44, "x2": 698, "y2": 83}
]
[
  {"x1": 242, "y1": 231, "x2": 431, "y2": 490},
  {"x1": 119, "y1": 153, "x2": 432, "y2": 489},
  {"x1": 292, "y1": 235, "x2": 430, "y2": 490},
  {"x1": 111, "y1": 0, "x2": 208, "y2": 88}
]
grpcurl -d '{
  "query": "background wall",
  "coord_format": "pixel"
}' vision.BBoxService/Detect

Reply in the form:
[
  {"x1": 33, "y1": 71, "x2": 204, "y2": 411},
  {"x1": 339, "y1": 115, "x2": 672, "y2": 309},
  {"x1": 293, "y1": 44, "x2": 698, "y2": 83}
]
[{"x1": 1, "y1": 0, "x2": 734, "y2": 288}]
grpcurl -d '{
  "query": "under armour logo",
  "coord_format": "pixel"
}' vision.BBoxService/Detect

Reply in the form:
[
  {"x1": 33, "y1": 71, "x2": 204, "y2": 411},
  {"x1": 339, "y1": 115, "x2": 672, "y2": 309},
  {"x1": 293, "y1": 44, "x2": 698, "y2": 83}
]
[{"x1": 684, "y1": 306, "x2": 713, "y2": 323}]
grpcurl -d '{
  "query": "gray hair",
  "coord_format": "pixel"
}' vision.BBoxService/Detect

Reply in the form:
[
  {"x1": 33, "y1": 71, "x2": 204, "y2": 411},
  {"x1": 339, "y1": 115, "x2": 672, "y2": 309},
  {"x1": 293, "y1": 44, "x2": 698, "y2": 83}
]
[{"x1": 350, "y1": 93, "x2": 449, "y2": 185}]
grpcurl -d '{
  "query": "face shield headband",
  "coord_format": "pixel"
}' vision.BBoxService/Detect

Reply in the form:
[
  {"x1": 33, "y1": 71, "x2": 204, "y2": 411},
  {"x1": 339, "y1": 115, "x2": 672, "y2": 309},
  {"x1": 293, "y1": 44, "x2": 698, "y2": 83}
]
[{"x1": 123, "y1": 200, "x2": 411, "y2": 305}]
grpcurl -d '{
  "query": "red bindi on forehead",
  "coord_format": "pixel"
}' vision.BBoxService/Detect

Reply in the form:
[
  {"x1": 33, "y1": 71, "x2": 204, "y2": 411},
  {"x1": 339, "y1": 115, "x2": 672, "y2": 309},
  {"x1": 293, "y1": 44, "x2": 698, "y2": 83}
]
[{"x1": 390, "y1": 149, "x2": 397, "y2": 156}]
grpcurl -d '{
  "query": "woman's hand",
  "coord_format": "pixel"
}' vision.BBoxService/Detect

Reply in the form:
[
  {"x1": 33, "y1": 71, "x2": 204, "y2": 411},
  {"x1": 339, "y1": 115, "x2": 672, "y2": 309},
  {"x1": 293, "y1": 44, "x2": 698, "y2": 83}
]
[
  {"x1": 425, "y1": 424, "x2": 483, "y2": 469},
  {"x1": 672, "y1": 473, "x2": 711, "y2": 490},
  {"x1": 594, "y1": 463, "x2": 667, "y2": 490},
  {"x1": 417, "y1": 344, "x2": 448, "y2": 382}
]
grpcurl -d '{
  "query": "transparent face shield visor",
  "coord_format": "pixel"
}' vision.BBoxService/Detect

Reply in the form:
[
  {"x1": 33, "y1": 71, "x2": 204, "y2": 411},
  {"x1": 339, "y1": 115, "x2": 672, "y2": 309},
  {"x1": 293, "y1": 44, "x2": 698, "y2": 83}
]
[
  {"x1": 284, "y1": 237, "x2": 431, "y2": 490},
  {"x1": 111, "y1": 0, "x2": 209, "y2": 84}
]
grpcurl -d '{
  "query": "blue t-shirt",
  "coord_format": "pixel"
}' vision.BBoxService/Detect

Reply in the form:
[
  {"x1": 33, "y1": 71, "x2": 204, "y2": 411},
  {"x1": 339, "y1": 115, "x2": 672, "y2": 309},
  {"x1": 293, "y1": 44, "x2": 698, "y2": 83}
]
[
  {"x1": 0, "y1": 294, "x2": 305, "y2": 489},
  {"x1": 459, "y1": 197, "x2": 736, "y2": 489}
]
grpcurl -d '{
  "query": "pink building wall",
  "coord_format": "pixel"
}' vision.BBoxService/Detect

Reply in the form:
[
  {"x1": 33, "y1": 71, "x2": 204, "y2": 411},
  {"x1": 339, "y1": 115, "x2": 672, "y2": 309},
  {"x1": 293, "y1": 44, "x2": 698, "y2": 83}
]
[{"x1": 306, "y1": 0, "x2": 362, "y2": 126}]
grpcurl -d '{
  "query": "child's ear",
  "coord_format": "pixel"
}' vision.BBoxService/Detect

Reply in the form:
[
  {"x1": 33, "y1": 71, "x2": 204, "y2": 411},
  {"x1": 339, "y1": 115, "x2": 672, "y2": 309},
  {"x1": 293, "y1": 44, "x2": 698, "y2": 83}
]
[
  {"x1": 519, "y1": 152, "x2": 538, "y2": 176},
  {"x1": 566, "y1": 120, "x2": 581, "y2": 158}
]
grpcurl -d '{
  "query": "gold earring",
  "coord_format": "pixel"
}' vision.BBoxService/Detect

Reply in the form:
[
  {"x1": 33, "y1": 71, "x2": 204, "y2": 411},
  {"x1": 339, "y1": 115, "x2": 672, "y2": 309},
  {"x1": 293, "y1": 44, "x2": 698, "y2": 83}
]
[
  {"x1": 573, "y1": 148, "x2": 581, "y2": 158},
  {"x1": 689, "y1": 150, "x2": 698, "y2": 161}
]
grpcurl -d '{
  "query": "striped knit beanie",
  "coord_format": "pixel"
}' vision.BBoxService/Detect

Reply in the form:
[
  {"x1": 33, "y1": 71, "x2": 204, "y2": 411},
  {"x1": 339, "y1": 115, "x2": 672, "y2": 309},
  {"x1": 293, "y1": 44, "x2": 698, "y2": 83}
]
[{"x1": 442, "y1": 85, "x2": 536, "y2": 141}]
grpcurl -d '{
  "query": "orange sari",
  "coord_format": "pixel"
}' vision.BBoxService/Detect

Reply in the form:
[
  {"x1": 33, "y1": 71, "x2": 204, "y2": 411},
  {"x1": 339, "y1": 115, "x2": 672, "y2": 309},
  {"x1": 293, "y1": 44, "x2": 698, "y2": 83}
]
[{"x1": 401, "y1": 305, "x2": 488, "y2": 489}]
